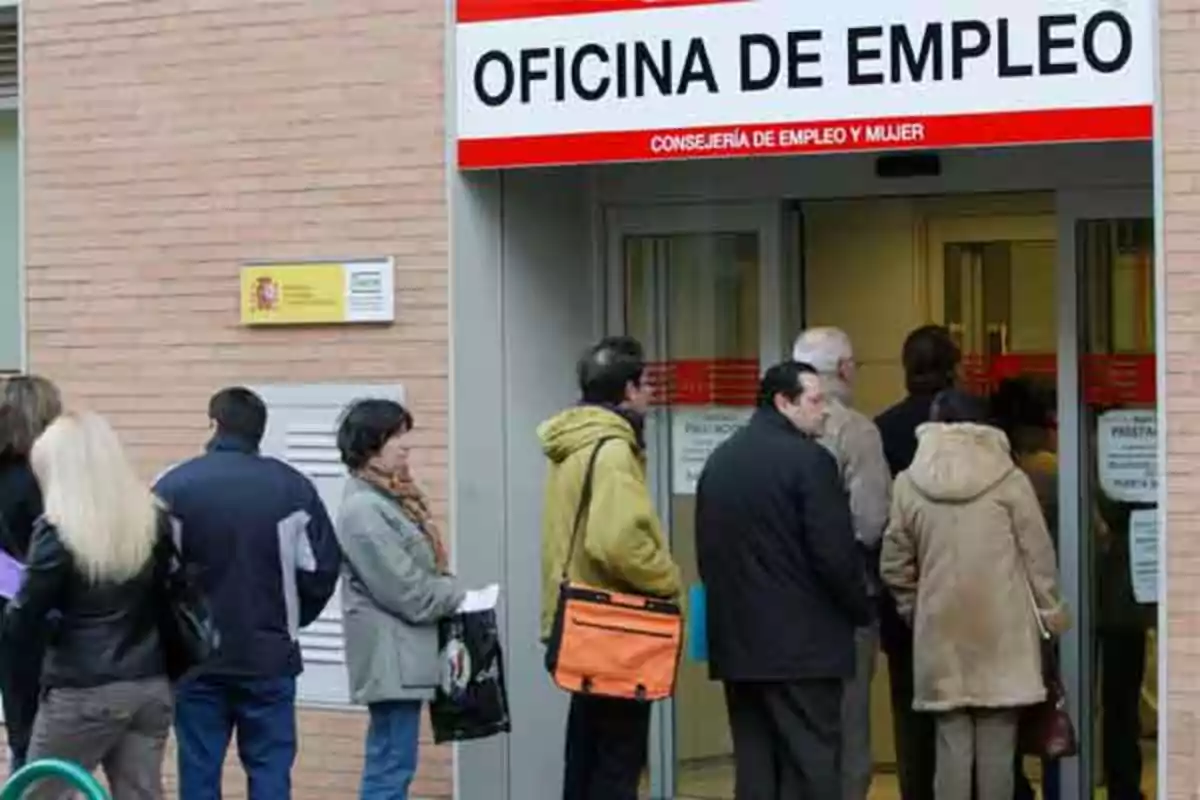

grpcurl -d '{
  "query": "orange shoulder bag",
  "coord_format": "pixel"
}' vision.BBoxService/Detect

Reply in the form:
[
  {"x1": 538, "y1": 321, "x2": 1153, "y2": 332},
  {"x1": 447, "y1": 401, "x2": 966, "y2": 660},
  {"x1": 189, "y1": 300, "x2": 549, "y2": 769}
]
[{"x1": 543, "y1": 437, "x2": 683, "y2": 702}]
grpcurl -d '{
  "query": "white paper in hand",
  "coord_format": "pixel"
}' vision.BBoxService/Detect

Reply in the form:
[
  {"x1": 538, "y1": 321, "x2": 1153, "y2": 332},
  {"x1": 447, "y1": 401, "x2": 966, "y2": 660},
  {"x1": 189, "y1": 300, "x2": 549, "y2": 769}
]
[{"x1": 457, "y1": 583, "x2": 501, "y2": 614}]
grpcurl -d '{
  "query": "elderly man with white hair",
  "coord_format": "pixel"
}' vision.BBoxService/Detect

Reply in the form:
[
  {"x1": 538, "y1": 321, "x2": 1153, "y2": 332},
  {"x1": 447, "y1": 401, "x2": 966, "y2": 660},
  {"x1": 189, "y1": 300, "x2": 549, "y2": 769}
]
[{"x1": 792, "y1": 326, "x2": 891, "y2": 800}]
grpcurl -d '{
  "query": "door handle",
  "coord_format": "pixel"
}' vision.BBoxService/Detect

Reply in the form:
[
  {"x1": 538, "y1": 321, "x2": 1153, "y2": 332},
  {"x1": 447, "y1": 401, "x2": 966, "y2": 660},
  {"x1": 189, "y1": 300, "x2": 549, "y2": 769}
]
[{"x1": 986, "y1": 323, "x2": 1009, "y2": 356}]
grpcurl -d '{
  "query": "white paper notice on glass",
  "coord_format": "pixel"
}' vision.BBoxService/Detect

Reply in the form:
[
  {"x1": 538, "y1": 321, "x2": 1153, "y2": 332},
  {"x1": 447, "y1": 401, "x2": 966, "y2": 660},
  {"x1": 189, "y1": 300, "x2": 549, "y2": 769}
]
[
  {"x1": 1128, "y1": 509, "x2": 1159, "y2": 605},
  {"x1": 1097, "y1": 409, "x2": 1158, "y2": 504},
  {"x1": 671, "y1": 408, "x2": 754, "y2": 495}
]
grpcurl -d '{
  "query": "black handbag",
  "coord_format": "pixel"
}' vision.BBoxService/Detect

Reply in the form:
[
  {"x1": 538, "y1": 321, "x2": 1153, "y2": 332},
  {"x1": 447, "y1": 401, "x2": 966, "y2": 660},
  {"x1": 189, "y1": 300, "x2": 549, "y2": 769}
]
[{"x1": 154, "y1": 525, "x2": 220, "y2": 682}]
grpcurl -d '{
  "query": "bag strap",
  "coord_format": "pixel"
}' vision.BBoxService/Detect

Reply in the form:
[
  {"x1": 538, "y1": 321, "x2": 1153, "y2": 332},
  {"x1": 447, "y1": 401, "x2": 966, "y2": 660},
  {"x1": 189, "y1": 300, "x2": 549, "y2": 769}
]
[
  {"x1": 560, "y1": 437, "x2": 617, "y2": 583},
  {"x1": 1003, "y1": 473, "x2": 1052, "y2": 642}
]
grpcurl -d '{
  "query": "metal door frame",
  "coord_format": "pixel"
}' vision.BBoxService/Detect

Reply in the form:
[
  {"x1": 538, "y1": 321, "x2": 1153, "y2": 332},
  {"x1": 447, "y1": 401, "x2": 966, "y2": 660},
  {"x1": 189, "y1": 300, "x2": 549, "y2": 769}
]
[
  {"x1": 602, "y1": 201, "x2": 785, "y2": 799},
  {"x1": 1056, "y1": 187, "x2": 1156, "y2": 800}
]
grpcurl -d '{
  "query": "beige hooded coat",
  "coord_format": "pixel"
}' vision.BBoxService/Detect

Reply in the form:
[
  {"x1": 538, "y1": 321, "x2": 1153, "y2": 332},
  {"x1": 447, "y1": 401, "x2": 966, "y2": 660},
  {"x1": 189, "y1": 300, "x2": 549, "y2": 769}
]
[{"x1": 880, "y1": 422, "x2": 1069, "y2": 712}]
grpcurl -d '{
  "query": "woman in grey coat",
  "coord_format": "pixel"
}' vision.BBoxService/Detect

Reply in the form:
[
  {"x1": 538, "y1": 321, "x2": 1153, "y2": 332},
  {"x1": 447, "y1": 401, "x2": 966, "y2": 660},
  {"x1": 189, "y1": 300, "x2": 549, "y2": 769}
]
[{"x1": 335, "y1": 399, "x2": 465, "y2": 800}]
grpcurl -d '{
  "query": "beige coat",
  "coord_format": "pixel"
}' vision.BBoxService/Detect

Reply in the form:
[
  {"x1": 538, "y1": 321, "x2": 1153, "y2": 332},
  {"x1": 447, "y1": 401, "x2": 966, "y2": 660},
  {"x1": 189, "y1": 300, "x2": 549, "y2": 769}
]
[
  {"x1": 818, "y1": 391, "x2": 891, "y2": 551},
  {"x1": 880, "y1": 422, "x2": 1069, "y2": 712}
]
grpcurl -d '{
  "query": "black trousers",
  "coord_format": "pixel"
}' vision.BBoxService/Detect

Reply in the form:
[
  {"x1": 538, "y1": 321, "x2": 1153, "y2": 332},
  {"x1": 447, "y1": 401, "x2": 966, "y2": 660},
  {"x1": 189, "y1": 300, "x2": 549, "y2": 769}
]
[
  {"x1": 562, "y1": 693, "x2": 650, "y2": 800},
  {"x1": 888, "y1": 647, "x2": 937, "y2": 800},
  {"x1": 1101, "y1": 627, "x2": 1147, "y2": 800},
  {"x1": 0, "y1": 627, "x2": 44, "y2": 769},
  {"x1": 723, "y1": 679, "x2": 843, "y2": 800}
]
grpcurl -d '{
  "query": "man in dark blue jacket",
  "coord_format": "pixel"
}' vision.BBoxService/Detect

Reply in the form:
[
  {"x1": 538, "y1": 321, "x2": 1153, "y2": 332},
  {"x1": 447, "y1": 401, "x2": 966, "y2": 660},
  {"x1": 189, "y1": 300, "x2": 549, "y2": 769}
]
[{"x1": 154, "y1": 387, "x2": 341, "y2": 800}]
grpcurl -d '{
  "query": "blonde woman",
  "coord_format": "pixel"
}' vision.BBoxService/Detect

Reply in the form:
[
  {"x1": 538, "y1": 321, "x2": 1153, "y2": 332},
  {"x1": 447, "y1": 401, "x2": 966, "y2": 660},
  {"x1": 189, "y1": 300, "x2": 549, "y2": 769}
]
[
  {"x1": 3, "y1": 412, "x2": 172, "y2": 799},
  {"x1": 0, "y1": 374, "x2": 61, "y2": 771}
]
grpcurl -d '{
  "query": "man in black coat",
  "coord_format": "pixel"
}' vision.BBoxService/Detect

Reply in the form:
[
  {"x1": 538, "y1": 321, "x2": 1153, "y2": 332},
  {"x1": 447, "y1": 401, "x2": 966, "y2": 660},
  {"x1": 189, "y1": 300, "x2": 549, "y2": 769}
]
[
  {"x1": 873, "y1": 325, "x2": 960, "y2": 800},
  {"x1": 696, "y1": 360, "x2": 871, "y2": 800}
]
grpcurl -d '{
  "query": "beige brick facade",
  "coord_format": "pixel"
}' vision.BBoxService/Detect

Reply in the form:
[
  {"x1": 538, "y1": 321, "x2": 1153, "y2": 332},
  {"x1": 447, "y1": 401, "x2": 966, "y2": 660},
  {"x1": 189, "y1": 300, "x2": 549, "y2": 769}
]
[
  {"x1": 1163, "y1": 1, "x2": 1200, "y2": 798},
  {"x1": 20, "y1": 1, "x2": 451, "y2": 797}
]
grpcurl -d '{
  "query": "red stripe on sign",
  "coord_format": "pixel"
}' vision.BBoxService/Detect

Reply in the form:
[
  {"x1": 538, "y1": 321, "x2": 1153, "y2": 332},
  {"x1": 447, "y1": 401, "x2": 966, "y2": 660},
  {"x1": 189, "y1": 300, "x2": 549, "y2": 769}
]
[
  {"x1": 458, "y1": 105, "x2": 1153, "y2": 170},
  {"x1": 457, "y1": 0, "x2": 746, "y2": 23}
]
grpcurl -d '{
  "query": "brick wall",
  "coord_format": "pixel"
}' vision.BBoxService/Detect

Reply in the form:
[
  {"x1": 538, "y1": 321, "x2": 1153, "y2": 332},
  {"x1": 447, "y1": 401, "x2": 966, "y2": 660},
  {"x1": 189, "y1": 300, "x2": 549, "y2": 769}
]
[
  {"x1": 1163, "y1": 1, "x2": 1200, "y2": 799},
  {"x1": 20, "y1": 2, "x2": 451, "y2": 797}
]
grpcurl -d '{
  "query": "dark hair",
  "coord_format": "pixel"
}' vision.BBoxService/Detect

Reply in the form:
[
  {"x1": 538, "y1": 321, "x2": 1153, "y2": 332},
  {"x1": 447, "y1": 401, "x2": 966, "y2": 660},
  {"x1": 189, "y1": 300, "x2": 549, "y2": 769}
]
[
  {"x1": 756, "y1": 361, "x2": 818, "y2": 409},
  {"x1": 577, "y1": 336, "x2": 647, "y2": 405},
  {"x1": 991, "y1": 377, "x2": 1056, "y2": 431},
  {"x1": 930, "y1": 389, "x2": 991, "y2": 424},
  {"x1": 0, "y1": 375, "x2": 62, "y2": 460},
  {"x1": 902, "y1": 325, "x2": 961, "y2": 395},
  {"x1": 337, "y1": 399, "x2": 415, "y2": 470},
  {"x1": 990, "y1": 377, "x2": 1056, "y2": 453},
  {"x1": 208, "y1": 387, "x2": 267, "y2": 447}
]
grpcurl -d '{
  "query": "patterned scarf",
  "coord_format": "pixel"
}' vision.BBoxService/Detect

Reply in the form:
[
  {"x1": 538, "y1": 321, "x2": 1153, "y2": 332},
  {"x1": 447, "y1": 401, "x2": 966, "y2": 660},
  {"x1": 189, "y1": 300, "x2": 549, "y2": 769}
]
[{"x1": 359, "y1": 466, "x2": 449, "y2": 573}]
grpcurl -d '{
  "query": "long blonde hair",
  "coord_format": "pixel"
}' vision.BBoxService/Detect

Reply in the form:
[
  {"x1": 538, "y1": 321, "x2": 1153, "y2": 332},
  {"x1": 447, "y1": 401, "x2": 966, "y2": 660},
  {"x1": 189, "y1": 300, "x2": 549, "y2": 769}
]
[{"x1": 31, "y1": 412, "x2": 158, "y2": 583}]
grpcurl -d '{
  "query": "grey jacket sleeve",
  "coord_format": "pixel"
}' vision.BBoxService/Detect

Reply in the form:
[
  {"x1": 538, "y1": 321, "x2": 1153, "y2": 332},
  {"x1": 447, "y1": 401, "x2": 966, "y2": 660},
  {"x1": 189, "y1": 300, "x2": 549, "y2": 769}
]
[
  {"x1": 833, "y1": 412, "x2": 892, "y2": 550},
  {"x1": 337, "y1": 498, "x2": 464, "y2": 625}
]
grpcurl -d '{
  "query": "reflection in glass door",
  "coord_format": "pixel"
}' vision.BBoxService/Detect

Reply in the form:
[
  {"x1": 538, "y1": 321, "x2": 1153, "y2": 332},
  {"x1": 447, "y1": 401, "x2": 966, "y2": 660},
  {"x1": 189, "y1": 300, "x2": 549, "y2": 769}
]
[
  {"x1": 608, "y1": 205, "x2": 784, "y2": 800},
  {"x1": 1077, "y1": 217, "x2": 1158, "y2": 800}
]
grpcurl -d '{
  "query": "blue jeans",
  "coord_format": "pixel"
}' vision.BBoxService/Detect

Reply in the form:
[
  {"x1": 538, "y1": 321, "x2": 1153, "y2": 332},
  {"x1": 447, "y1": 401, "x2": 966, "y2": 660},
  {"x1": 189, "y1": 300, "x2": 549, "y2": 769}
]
[
  {"x1": 360, "y1": 701, "x2": 423, "y2": 800},
  {"x1": 174, "y1": 675, "x2": 297, "y2": 800}
]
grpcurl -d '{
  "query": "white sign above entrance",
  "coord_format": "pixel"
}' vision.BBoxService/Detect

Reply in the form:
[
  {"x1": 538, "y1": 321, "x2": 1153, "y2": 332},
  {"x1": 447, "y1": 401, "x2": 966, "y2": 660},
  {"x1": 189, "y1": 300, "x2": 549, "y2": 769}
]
[
  {"x1": 455, "y1": 0, "x2": 1153, "y2": 169},
  {"x1": 671, "y1": 407, "x2": 753, "y2": 495},
  {"x1": 1097, "y1": 409, "x2": 1158, "y2": 504}
]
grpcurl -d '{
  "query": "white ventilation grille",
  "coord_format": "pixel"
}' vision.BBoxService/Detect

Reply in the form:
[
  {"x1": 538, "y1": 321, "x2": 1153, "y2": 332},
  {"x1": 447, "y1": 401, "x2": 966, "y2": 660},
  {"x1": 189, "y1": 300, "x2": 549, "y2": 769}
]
[
  {"x1": 252, "y1": 383, "x2": 406, "y2": 708},
  {"x1": 283, "y1": 422, "x2": 349, "y2": 670}
]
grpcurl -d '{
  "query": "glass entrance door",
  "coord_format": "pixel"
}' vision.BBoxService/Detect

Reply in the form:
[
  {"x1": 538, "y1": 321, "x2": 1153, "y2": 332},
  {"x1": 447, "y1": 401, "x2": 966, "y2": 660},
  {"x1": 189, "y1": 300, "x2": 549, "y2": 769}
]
[
  {"x1": 606, "y1": 203, "x2": 786, "y2": 800},
  {"x1": 927, "y1": 213, "x2": 1060, "y2": 384},
  {"x1": 1061, "y1": 189, "x2": 1158, "y2": 800}
]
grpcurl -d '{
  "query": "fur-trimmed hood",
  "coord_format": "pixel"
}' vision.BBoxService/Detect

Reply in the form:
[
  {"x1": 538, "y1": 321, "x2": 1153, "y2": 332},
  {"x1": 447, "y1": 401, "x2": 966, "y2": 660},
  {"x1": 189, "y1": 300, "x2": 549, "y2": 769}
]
[{"x1": 907, "y1": 422, "x2": 1015, "y2": 503}]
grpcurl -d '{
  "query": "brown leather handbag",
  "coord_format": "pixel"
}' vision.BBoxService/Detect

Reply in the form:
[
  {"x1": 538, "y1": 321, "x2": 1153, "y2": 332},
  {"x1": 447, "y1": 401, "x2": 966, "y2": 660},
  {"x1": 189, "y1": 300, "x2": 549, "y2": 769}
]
[
  {"x1": 1018, "y1": 639, "x2": 1078, "y2": 759},
  {"x1": 1016, "y1": 574, "x2": 1078, "y2": 759},
  {"x1": 543, "y1": 438, "x2": 684, "y2": 701}
]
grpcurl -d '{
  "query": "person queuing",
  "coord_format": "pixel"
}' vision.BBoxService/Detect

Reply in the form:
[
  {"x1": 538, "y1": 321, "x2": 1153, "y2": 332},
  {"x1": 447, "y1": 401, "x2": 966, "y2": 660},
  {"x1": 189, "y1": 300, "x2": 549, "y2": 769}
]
[
  {"x1": 880, "y1": 389, "x2": 1069, "y2": 800},
  {"x1": 333, "y1": 398, "x2": 473, "y2": 800},
  {"x1": 154, "y1": 387, "x2": 341, "y2": 800},
  {"x1": 695, "y1": 360, "x2": 870, "y2": 800},
  {"x1": 4, "y1": 413, "x2": 174, "y2": 799},
  {"x1": 991, "y1": 377, "x2": 1062, "y2": 800},
  {"x1": 539, "y1": 336, "x2": 682, "y2": 800},
  {"x1": 873, "y1": 325, "x2": 962, "y2": 800},
  {"x1": 792, "y1": 327, "x2": 891, "y2": 800},
  {"x1": 0, "y1": 375, "x2": 61, "y2": 772}
]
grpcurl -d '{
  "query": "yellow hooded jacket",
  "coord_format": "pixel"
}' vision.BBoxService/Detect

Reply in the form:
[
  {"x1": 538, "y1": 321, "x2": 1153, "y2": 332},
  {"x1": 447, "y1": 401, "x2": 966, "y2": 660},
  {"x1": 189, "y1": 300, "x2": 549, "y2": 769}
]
[{"x1": 538, "y1": 405, "x2": 682, "y2": 640}]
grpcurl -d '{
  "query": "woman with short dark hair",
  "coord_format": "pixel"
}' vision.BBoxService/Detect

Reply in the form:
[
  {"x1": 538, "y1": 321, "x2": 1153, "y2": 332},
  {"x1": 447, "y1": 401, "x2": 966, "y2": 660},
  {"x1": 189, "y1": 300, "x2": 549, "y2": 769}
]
[
  {"x1": 0, "y1": 374, "x2": 61, "y2": 773},
  {"x1": 334, "y1": 398, "x2": 463, "y2": 800}
]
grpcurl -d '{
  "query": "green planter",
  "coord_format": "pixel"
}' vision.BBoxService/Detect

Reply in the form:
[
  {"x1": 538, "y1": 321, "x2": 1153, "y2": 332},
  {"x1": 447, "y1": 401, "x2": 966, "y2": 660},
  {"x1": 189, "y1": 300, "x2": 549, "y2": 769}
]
[{"x1": 0, "y1": 759, "x2": 110, "y2": 799}]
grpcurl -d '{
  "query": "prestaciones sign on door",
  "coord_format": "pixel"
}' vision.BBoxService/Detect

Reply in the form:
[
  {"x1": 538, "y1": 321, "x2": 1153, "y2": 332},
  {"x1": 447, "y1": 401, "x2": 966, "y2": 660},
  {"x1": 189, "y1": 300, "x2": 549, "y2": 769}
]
[{"x1": 455, "y1": 0, "x2": 1153, "y2": 169}]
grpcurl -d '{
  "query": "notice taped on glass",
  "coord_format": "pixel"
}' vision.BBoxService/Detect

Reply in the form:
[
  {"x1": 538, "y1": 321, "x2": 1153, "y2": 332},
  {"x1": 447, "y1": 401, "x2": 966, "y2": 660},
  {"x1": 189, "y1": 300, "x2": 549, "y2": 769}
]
[
  {"x1": 1128, "y1": 509, "x2": 1159, "y2": 605},
  {"x1": 1097, "y1": 409, "x2": 1157, "y2": 504},
  {"x1": 671, "y1": 408, "x2": 752, "y2": 495}
]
